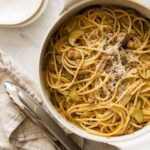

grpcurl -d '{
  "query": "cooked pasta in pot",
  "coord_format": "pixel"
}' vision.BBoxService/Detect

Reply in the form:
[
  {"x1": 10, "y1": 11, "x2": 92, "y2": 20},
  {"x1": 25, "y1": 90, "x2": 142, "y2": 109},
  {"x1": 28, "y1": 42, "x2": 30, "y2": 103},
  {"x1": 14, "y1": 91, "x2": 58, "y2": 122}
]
[{"x1": 43, "y1": 6, "x2": 150, "y2": 137}]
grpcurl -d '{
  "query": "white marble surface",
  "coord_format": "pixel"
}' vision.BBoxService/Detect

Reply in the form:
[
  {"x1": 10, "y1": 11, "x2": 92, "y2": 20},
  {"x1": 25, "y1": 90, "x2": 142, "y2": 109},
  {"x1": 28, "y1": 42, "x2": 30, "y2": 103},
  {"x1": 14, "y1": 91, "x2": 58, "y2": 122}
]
[
  {"x1": 0, "y1": 0, "x2": 149, "y2": 150},
  {"x1": 0, "y1": 0, "x2": 63, "y2": 81}
]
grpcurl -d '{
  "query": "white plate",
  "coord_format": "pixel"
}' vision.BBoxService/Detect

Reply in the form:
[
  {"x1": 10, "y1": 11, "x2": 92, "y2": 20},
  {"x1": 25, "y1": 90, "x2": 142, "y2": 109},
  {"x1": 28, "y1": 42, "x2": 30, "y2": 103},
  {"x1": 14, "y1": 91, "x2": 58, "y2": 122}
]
[
  {"x1": 6, "y1": 0, "x2": 48, "y2": 27},
  {"x1": 0, "y1": 0, "x2": 47, "y2": 27}
]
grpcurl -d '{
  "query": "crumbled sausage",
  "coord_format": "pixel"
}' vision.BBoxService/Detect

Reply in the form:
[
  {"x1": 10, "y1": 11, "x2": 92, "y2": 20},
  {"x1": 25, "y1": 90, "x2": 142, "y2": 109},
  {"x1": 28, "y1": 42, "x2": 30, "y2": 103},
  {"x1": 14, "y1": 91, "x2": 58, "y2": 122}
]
[
  {"x1": 120, "y1": 17, "x2": 129, "y2": 25},
  {"x1": 67, "y1": 49, "x2": 82, "y2": 60},
  {"x1": 116, "y1": 32, "x2": 126, "y2": 43},
  {"x1": 126, "y1": 128, "x2": 134, "y2": 134},
  {"x1": 106, "y1": 33, "x2": 113, "y2": 39},
  {"x1": 88, "y1": 96, "x2": 96, "y2": 103},
  {"x1": 126, "y1": 37, "x2": 141, "y2": 49}
]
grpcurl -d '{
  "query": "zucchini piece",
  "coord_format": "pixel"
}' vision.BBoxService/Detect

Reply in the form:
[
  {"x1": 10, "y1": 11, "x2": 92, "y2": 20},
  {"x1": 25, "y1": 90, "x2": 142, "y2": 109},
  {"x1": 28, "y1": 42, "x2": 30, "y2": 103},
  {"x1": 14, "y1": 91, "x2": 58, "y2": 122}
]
[
  {"x1": 132, "y1": 108, "x2": 144, "y2": 123},
  {"x1": 138, "y1": 68, "x2": 150, "y2": 80},
  {"x1": 69, "y1": 86, "x2": 81, "y2": 102},
  {"x1": 129, "y1": 99, "x2": 144, "y2": 123},
  {"x1": 68, "y1": 29, "x2": 84, "y2": 46},
  {"x1": 62, "y1": 70, "x2": 73, "y2": 80},
  {"x1": 56, "y1": 55, "x2": 62, "y2": 64}
]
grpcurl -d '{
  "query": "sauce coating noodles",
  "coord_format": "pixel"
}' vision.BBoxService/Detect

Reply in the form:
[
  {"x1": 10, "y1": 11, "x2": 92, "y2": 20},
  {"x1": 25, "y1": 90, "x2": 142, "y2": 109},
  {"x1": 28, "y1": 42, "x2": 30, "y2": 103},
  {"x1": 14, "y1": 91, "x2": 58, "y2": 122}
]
[{"x1": 43, "y1": 6, "x2": 150, "y2": 137}]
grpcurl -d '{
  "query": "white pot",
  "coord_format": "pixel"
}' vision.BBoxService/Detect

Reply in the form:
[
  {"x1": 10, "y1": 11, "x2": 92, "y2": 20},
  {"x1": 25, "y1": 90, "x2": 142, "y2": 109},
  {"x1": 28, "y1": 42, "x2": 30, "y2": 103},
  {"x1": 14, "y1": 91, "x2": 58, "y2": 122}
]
[{"x1": 39, "y1": 1, "x2": 150, "y2": 150}]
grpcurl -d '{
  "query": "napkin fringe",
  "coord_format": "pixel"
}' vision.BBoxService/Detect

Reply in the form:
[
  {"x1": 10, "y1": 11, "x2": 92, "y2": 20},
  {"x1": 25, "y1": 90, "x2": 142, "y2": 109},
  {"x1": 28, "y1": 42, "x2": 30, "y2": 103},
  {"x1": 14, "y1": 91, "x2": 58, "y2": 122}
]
[{"x1": 0, "y1": 50, "x2": 42, "y2": 104}]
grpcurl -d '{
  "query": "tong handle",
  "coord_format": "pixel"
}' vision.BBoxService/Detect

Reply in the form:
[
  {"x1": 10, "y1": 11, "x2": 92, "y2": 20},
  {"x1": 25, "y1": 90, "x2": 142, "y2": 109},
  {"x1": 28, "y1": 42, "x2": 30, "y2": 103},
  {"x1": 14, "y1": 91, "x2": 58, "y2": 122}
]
[
  {"x1": 5, "y1": 81, "x2": 80, "y2": 150},
  {"x1": 18, "y1": 90, "x2": 80, "y2": 150}
]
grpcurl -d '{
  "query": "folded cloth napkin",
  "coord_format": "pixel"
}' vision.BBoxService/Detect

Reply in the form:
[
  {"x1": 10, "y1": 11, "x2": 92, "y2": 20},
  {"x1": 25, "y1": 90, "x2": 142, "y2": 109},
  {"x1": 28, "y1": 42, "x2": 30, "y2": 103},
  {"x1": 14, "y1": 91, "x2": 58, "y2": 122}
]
[{"x1": 0, "y1": 50, "x2": 84, "y2": 150}]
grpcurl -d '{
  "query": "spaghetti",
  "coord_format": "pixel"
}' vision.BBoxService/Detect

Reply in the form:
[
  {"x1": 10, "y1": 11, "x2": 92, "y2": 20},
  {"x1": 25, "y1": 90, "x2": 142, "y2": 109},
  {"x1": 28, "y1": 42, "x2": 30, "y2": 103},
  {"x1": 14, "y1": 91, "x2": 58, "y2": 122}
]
[{"x1": 43, "y1": 6, "x2": 150, "y2": 137}]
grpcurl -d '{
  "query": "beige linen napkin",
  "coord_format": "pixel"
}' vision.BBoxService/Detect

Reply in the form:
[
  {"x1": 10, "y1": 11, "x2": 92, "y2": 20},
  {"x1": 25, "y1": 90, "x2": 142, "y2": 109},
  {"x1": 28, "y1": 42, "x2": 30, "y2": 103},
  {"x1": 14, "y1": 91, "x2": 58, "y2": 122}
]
[{"x1": 0, "y1": 50, "x2": 84, "y2": 150}]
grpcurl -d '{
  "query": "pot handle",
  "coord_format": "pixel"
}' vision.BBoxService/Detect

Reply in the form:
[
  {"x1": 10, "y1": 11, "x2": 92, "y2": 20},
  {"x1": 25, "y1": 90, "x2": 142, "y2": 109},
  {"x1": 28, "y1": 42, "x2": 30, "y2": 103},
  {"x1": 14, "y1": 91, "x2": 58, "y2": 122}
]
[{"x1": 62, "y1": 0, "x2": 80, "y2": 11}]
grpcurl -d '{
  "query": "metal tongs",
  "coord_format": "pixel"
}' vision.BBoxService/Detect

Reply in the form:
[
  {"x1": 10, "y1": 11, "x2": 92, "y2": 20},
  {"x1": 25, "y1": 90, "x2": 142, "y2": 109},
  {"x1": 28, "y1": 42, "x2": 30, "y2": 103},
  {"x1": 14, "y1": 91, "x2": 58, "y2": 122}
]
[{"x1": 5, "y1": 81, "x2": 80, "y2": 150}]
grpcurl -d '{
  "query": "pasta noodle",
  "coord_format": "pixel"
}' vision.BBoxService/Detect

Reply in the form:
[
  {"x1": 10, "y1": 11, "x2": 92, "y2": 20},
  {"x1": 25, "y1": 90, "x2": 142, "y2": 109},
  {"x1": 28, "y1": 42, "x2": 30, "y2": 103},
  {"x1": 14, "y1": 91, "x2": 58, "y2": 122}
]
[{"x1": 43, "y1": 6, "x2": 150, "y2": 137}]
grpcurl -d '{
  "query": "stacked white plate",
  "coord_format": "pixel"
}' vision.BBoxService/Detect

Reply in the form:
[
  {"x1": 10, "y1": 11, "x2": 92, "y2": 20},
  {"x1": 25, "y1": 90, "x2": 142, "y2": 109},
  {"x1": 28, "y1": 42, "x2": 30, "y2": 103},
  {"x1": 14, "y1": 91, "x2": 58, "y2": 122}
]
[{"x1": 0, "y1": 0, "x2": 48, "y2": 27}]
